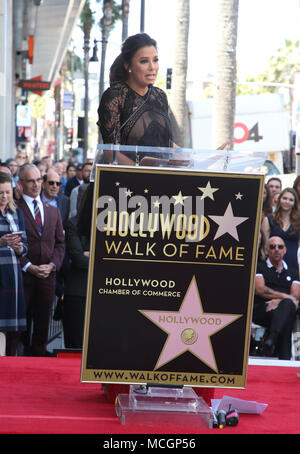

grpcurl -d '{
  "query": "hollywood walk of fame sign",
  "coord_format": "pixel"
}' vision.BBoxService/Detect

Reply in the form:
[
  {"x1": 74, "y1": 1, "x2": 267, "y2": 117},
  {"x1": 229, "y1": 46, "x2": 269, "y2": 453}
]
[{"x1": 81, "y1": 164, "x2": 264, "y2": 389}]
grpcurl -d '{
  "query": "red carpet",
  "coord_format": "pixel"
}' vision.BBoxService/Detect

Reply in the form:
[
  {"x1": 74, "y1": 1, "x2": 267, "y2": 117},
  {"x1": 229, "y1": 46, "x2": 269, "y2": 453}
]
[{"x1": 0, "y1": 356, "x2": 300, "y2": 435}]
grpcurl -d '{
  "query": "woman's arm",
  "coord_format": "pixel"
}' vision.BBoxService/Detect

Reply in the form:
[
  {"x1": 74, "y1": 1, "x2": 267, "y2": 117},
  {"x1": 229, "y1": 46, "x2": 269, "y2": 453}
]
[{"x1": 260, "y1": 216, "x2": 270, "y2": 254}]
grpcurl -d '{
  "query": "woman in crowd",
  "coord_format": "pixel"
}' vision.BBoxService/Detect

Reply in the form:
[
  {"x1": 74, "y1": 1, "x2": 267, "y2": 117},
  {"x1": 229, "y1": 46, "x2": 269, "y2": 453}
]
[
  {"x1": 258, "y1": 184, "x2": 273, "y2": 263},
  {"x1": 293, "y1": 175, "x2": 300, "y2": 201},
  {"x1": 0, "y1": 172, "x2": 28, "y2": 355},
  {"x1": 261, "y1": 187, "x2": 300, "y2": 277},
  {"x1": 262, "y1": 184, "x2": 273, "y2": 221}
]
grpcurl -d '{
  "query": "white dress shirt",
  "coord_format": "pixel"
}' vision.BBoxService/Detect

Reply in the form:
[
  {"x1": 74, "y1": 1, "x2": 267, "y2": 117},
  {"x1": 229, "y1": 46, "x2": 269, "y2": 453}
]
[
  {"x1": 21, "y1": 194, "x2": 44, "y2": 272},
  {"x1": 22, "y1": 193, "x2": 44, "y2": 225}
]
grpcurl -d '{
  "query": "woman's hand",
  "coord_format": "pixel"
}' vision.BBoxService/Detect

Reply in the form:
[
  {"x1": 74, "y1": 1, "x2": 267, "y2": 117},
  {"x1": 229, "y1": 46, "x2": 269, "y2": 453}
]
[{"x1": 0, "y1": 233, "x2": 23, "y2": 254}]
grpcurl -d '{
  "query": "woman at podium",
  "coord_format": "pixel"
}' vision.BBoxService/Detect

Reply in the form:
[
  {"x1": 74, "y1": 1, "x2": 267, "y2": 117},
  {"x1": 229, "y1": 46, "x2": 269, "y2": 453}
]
[
  {"x1": 96, "y1": 32, "x2": 174, "y2": 165},
  {"x1": 78, "y1": 33, "x2": 214, "y2": 407}
]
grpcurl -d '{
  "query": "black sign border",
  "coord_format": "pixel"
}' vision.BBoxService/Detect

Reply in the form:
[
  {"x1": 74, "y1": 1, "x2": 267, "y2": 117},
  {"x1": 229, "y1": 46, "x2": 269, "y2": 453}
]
[{"x1": 81, "y1": 165, "x2": 264, "y2": 389}]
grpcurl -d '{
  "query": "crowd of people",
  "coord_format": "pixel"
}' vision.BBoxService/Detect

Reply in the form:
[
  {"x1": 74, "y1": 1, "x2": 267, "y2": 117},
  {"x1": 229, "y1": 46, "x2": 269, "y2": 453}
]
[
  {"x1": 254, "y1": 176, "x2": 300, "y2": 360},
  {"x1": 1, "y1": 152, "x2": 300, "y2": 363},
  {"x1": 1, "y1": 31, "x2": 300, "y2": 372},
  {"x1": 0, "y1": 152, "x2": 93, "y2": 356}
]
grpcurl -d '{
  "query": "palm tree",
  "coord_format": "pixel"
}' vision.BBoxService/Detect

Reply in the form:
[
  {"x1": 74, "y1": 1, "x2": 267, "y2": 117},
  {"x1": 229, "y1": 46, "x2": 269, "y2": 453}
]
[
  {"x1": 79, "y1": 1, "x2": 94, "y2": 161},
  {"x1": 169, "y1": 0, "x2": 190, "y2": 148},
  {"x1": 122, "y1": 0, "x2": 131, "y2": 42},
  {"x1": 97, "y1": 0, "x2": 121, "y2": 142},
  {"x1": 212, "y1": 0, "x2": 239, "y2": 150}
]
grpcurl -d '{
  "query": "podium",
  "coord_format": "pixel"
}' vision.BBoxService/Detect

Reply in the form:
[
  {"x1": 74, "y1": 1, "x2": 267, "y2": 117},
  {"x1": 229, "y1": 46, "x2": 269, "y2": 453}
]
[
  {"x1": 90, "y1": 143, "x2": 268, "y2": 178},
  {"x1": 81, "y1": 144, "x2": 265, "y2": 427},
  {"x1": 116, "y1": 385, "x2": 214, "y2": 428}
]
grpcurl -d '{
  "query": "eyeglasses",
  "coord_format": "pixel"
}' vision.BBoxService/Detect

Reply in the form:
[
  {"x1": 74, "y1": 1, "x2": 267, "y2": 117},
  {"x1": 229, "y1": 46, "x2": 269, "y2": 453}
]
[
  {"x1": 21, "y1": 178, "x2": 43, "y2": 184},
  {"x1": 269, "y1": 244, "x2": 285, "y2": 250},
  {"x1": 47, "y1": 181, "x2": 61, "y2": 187}
]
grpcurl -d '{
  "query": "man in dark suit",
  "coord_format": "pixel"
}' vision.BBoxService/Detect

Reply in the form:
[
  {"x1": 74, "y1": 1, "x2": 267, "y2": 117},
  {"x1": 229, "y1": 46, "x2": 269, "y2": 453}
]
[
  {"x1": 69, "y1": 162, "x2": 92, "y2": 218},
  {"x1": 17, "y1": 164, "x2": 65, "y2": 356},
  {"x1": 64, "y1": 163, "x2": 83, "y2": 197}
]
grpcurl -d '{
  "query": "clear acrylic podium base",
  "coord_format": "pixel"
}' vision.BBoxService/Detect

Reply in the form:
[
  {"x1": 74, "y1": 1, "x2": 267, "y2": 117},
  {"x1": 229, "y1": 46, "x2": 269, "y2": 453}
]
[{"x1": 116, "y1": 385, "x2": 214, "y2": 428}]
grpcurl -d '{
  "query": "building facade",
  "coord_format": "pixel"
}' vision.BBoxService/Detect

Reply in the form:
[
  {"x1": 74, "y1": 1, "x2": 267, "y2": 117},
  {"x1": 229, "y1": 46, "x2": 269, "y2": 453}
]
[{"x1": 0, "y1": 0, "x2": 85, "y2": 161}]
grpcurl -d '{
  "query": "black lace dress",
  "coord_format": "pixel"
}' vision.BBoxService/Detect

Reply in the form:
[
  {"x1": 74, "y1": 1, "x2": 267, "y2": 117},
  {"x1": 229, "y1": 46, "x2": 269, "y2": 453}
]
[{"x1": 97, "y1": 82, "x2": 173, "y2": 162}]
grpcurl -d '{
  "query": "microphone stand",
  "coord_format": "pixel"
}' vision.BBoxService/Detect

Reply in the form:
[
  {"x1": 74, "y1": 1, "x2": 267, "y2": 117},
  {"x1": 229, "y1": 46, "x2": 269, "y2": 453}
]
[{"x1": 112, "y1": 84, "x2": 153, "y2": 164}]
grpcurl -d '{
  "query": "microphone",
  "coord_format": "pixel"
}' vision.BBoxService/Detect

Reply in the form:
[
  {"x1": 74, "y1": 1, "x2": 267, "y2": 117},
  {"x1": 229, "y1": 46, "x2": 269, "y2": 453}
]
[
  {"x1": 217, "y1": 410, "x2": 226, "y2": 429},
  {"x1": 112, "y1": 84, "x2": 153, "y2": 164}
]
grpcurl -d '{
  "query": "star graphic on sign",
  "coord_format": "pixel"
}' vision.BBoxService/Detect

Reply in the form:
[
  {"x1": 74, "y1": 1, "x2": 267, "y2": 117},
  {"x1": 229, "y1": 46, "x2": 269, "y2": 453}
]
[
  {"x1": 172, "y1": 191, "x2": 188, "y2": 206},
  {"x1": 125, "y1": 188, "x2": 133, "y2": 197},
  {"x1": 209, "y1": 202, "x2": 249, "y2": 241},
  {"x1": 235, "y1": 192, "x2": 243, "y2": 200},
  {"x1": 153, "y1": 200, "x2": 161, "y2": 208},
  {"x1": 197, "y1": 181, "x2": 219, "y2": 200},
  {"x1": 139, "y1": 277, "x2": 242, "y2": 372}
]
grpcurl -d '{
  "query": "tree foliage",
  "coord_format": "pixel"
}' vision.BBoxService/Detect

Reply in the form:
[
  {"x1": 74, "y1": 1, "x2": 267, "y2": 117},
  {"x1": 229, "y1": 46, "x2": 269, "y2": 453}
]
[{"x1": 237, "y1": 39, "x2": 300, "y2": 95}]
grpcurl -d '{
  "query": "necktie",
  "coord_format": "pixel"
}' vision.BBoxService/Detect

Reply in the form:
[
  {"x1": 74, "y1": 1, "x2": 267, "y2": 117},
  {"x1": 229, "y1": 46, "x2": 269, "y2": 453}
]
[{"x1": 33, "y1": 199, "x2": 42, "y2": 234}]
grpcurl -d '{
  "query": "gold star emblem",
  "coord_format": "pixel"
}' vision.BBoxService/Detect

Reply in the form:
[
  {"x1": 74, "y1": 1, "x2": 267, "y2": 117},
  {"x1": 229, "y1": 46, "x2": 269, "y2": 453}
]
[
  {"x1": 172, "y1": 191, "x2": 188, "y2": 206},
  {"x1": 197, "y1": 181, "x2": 219, "y2": 200}
]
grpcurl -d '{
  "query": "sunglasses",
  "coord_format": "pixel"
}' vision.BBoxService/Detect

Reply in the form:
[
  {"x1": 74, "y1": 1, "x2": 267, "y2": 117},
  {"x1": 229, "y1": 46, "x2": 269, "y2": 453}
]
[
  {"x1": 269, "y1": 244, "x2": 284, "y2": 250},
  {"x1": 48, "y1": 181, "x2": 61, "y2": 187}
]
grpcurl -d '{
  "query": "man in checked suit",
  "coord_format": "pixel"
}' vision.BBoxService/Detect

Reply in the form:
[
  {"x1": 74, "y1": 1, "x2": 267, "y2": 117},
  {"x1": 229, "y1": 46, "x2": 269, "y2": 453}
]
[{"x1": 17, "y1": 164, "x2": 65, "y2": 356}]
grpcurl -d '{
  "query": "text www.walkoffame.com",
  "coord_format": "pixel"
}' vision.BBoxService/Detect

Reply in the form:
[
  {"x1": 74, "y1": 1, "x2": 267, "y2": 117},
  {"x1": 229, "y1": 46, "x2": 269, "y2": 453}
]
[{"x1": 93, "y1": 370, "x2": 236, "y2": 386}]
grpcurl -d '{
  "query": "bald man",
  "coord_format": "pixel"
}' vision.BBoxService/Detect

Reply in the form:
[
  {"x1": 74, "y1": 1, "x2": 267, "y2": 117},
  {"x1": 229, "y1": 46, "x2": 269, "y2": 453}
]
[{"x1": 254, "y1": 236, "x2": 300, "y2": 359}]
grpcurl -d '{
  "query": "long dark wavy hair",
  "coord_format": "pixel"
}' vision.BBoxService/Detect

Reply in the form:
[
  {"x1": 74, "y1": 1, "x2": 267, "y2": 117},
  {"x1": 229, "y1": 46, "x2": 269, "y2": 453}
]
[
  {"x1": 262, "y1": 183, "x2": 272, "y2": 219},
  {"x1": 273, "y1": 187, "x2": 300, "y2": 234},
  {"x1": 109, "y1": 33, "x2": 157, "y2": 85},
  {"x1": 293, "y1": 174, "x2": 300, "y2": 197}
]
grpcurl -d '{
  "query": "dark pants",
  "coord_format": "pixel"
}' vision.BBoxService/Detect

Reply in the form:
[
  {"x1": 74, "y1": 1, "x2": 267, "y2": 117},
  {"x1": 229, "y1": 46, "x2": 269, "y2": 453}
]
[
  {"x1": 5, "y1": 331, "x2": 21, "y2": 356},
  {"x1": 22, "y1": 273, "x2": 56, "y2": 356},
  {"x1": 62, "y1": 295, "x2": 86, "y2": 349},
  {"x1": 253, "y1": 298, "x2": 296, "y2": 359}
]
